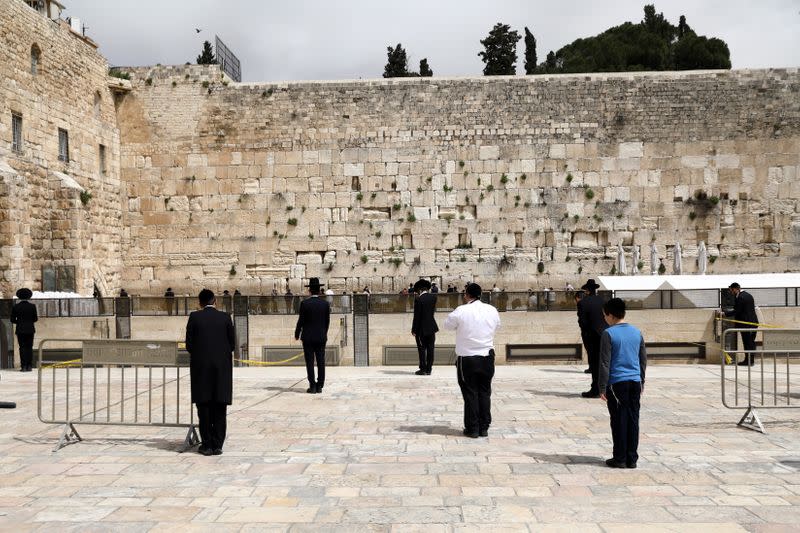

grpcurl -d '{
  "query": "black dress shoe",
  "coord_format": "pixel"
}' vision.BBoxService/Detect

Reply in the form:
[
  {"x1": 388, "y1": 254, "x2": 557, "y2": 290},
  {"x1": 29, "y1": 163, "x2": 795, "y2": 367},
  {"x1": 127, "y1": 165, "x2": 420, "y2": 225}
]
[
  {"x1": 414, "y1": 369, "x2": 427, "y2": 375},
  {"x1": 479, "y1": 429, "x2": 488, "y2": 437},
  {"x1": 198, "y1": 447, "x2": 213, "y2": 456},
  {"x1": 212, "y1": 449, "x2": 223, "y2": 455},
  {"x1": 315, "y1": 386, "x2": 323, "y2": 394},
  {"x1": 306, "y1": 387, "x2": 316, "y2": 393},
  {"x1": 737, "y1": 360, "x2": 754, "y2": 366},
  {"x1": 605, "y1": 458, "x2": 626, "y2": 468},
  {"x1": 425, "y1": 371, "x2": 431, "y2": 375},
  {"x1": 462, "y1": 429, "x2": 479, "y2": 438},
  {"x1": 581, "y1": 391, "x2": 600, "y2": 398},
  {"x1": 626, "y1": 462, "x2": 637, "y2": 469},
  {"x1": 584, "y1": 368, "x2": 591, "y2": 374}
]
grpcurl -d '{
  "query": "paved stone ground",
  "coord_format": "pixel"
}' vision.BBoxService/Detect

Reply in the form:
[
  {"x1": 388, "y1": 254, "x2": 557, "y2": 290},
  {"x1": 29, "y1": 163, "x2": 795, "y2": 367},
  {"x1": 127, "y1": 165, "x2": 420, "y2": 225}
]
[{"x1": 0, "y1": 364, "x2": 798, "y2": 532}]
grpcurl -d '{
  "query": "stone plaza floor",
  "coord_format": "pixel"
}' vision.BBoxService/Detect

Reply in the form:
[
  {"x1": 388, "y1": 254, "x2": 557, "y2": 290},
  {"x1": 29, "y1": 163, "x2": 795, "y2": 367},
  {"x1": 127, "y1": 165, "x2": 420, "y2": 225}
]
[{"x1": 0, "y1": 364, "x2": 798, "y2": 532}]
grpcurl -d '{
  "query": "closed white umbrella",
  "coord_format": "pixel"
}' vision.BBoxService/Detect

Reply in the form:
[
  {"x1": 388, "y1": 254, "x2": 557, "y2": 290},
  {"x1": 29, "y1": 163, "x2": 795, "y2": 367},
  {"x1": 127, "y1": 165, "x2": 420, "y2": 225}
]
[
  {"x1": 650, "y1": 242, "x2": 659, "y2": 275},
  {"x1": 631, "y1": 245, "x2": 640, "y2": 274},
  {"x1": 697, "y1": 241, "x2": 707, "y2": 275},
  {"x1": 617, "y1": 242, "x2": 626, "y2": 275},
  {"x1": 673, "y1": 242, "x2": 682, "y2": 275}
]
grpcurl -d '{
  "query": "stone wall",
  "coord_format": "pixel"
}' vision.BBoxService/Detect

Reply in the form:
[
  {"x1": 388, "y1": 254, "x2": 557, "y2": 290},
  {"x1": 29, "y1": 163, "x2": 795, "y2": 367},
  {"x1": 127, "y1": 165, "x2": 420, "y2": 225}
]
[
  {"x1": 116, "y1": 65, "x2": 800, "y2": 295},
  {"x1": 0, "y1": 0, "x2": 123, "y2": 297}
]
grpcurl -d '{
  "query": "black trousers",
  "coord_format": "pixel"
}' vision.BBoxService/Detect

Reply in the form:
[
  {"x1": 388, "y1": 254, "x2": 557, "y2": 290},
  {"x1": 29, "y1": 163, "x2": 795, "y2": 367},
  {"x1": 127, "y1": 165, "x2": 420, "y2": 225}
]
[
  {"x1": 303, "y1": 342, "x2": 326, "y2": 389},
  {"x1": 196, "y1": 402, "x2": 227, "y2": 450},
  {"x1": 456, "y1": 353, "x2": 495, "y2": 433},
  {"x1": 740, "y1": 327, "x2": 757, "y2": 362},
  {"x1": 416, "y1": 334, "x2": 436, "y2": 373},
  {"x1": 606, "y1": 380, "x2": 641, "y2": 465},
  {"x1": 16, "y1": 333, "x2": 34, "y2": 369},
  {"x1": 583, "y1": 330, "x2": 601, "y2": 393}
]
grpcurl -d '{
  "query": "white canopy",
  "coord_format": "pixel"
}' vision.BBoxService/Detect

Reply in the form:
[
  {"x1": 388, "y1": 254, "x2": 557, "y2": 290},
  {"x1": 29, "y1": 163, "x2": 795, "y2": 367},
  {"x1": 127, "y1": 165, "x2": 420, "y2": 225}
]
[{"x1": 598, "y1": 272, "x2": 800, "y2": 292}]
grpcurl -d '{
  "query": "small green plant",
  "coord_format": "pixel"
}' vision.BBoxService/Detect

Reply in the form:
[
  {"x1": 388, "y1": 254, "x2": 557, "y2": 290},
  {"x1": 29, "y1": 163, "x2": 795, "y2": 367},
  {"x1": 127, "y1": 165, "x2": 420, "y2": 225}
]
[
  {"x1": 463, "y1": 170, "x2": 469, "y2": 177},
  {"x1": 610, "y1": 265, "x2": 617, "y2": 275},
  {"x1": 493, "y1": 235, "x2": 498, "y2": 243},
  {"x1": 578, "y1": 265, "x2": 583, "y2": 274},
  {"x1": 171, "y1": 80, "x2": 177, "y2": 88},
  {"x1": 390, "y1": 258, "x2": 403, "y2": 267},
  {"x1": 202, "y1": 80, "x2": 209, "y2": 88},
  {"x1": 486, "y1": 184, "x2": 494, "y2": 192},
  {"x1": 287, "y1": 218, "x2": 298, "y2": 226},
  {"x1": 326, "y1": 262, "x2": 334, "y2": 272},
  {"x1": 108, "y1": 69, "x2": 130, "y2": 80},
  {"x1": 261, "y1": 90, "x2": 268, "y2": 97},
  {"x1": 286, "y1": 206, "x2": 293, "y2": 211},
  {"x1": 145, "y1": 78, "x2": 153, "y2": 86},
  {"x1": 460, "y1": 256, "x2": 467, "y2": 262},
  {"x1": 443, "y1": 185, "x2": 453, "y2": 192},
  {"x1": 689, "y1": 211, "x2": 697, "y2": 221},
  {"x1": 407, "y1": 213, "x2": 417, "y2": 223},
  {"x1": 637, "y1": 261, "x2": 644, "y2": 270},
  {"x1": 709, "y1": 256, "x2": 717, "y2": 264},
  {"x1": 500, "y1": 174, "x2": 509, "y2": 185},
  {"x1": 565, "y1": 255, "x2": 572, "y2": 262},
  {"x1": 459, "y1": 161, "x2": 465, "y2": 168},
  {"x1": 520, "y1": 174, "x2": 527, "y2": 181},
  {"x1": 79, "y1": 190, "x2": 92, "y2": 206},
  {"x1": 658, "y1": 262, "x2": 666, "y2": 275},
  {"x1": 370, "y1": 192, "x2": 377, "y2": 199},
  {"x1": 585, "y1": 188, "x2": 595, "y2": 200},
  {"x1": 537, "y1": 261, "x2": 545, "y2": 273},
  {"x1": 573, "y1": 214, "x2": 580, "y2": 222},
  {"x1": 392, "y1": 203, "x2": 402, "y2": 210},
  {"x1": 360, "y1": 255, "x2": 368, "y2": 264},
  {"x1": 417, "y1": 186, "x2": 423, "y2": 193},
  {"x1": 356, "y1": 193, "x2": 363, "y2": 201},
  {"x1": 524, "y1": 202, "x2": 531, "y2": 208},
  {"x1": 229, "y1": 265, "x2": 237, "y2": 276},
  {"x1": 566, "y1": 173, "x2": 573, "y2": 183},
  {"x1": 308, "y1": 233, "x2": 314, "y2": 240},
  {"x1": 375, "y1": 231, "x2": 382, "y2": 238}
]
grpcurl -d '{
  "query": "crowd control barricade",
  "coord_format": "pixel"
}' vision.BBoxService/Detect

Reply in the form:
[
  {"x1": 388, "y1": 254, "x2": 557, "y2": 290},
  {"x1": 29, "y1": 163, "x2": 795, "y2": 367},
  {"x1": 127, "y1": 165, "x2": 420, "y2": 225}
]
[
  {"x1": 37, "y1": 339, "x2": 198, "y2": 452},
  {"x1": 721, "y1": 328, "x2": 800, "y2": 433}
]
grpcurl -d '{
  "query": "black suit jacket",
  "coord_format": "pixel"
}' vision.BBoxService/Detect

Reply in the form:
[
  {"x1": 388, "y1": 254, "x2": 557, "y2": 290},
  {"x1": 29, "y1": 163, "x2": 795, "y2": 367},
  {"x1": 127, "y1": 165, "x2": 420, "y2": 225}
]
[
  {"x1": 11, "y1": 300, "x2": 38, "y2": 335},
  {"x1": 185, "y1": 306, "x2": 235, "y2": 404},
  {"x1": 728, "y1": 291, "x2": 758, "y2": 327},
  {"x1": 295, "y1": 296, "x2": 331, "y2": 345},
  {"x1": 577, "y1": 294, "x2": 608, "y2": 336},
  {"x1": 412, "y1": 292, "x2": 439, "y2": 337}
]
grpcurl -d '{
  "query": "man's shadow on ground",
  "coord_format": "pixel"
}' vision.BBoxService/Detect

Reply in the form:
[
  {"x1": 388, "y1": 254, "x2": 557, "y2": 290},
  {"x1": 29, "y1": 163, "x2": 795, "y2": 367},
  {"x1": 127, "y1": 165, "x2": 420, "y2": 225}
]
[
  {"x1": 526, "y1": 389, "x2": 584, "y2": 398},
  {"x1": 524, "y1": 451, "x2": 604, "y2": 465},
  {"x1": 396, "y1": 425, "x2": 465, "y2": 437}
]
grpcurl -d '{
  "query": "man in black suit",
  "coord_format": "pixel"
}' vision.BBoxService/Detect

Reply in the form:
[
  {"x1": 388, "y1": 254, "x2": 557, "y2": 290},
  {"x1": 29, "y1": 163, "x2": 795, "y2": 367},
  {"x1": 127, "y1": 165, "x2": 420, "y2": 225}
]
[
  {"x1": 412, "y1": 279, "x2": 439, "y2": 375},
  {"x1": 725, "y1": 282, "x2": 758, "y2": 366},
  {"x1": 11, "y1": 288, "x2": 37, "y2": 372},
  {"x1": 577, "y1": 279, "x2": 607, "y2": 397},
  {"x1": 295, "y1": 278, "x2": 331, "y2": 393},
  {"x1": 185, "y1": 289, "x2": 235, "y2": 456}
]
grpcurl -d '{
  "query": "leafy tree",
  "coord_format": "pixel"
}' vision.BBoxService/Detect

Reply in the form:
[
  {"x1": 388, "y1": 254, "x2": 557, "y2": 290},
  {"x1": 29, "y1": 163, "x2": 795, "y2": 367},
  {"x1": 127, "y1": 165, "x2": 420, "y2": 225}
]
[
  {"x1": 524, "y1": 27, "x2": 537, "y2": 74},
  {"x1": 478, "y1": 23, "x2": 521, "y2": 75},
  {"x1": 419, "y1": 58, "x2": 433, "y2": 77},
  {"x1": 383, "y1": 43, "x2": 410, "y2": 78},
  {"x1": 536, "y1": 4, "x2": 730, "y2": 73},
  {"x1": 196, "y1": 40, "x2": 217, "y2": 65}
]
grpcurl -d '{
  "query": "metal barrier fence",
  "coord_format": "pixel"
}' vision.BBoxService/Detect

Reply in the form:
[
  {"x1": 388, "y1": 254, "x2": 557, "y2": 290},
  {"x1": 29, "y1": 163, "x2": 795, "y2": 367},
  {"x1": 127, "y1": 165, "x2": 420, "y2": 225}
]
[
  {"x1": 37, "y1": 339, "x2": 197, "y2": 452},
  {"x1": 721, "y1": 328, "x2": 800, "y2": 433},
  {"x1": 3, "y1": 287, "x2": 800, "y2": 318}
]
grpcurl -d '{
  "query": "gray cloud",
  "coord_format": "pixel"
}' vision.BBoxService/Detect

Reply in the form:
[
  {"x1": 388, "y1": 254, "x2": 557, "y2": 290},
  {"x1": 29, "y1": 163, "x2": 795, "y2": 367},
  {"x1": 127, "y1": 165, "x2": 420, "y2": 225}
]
[{"x1": 67, "y1": 0, "x2": 800, "y2": 82}]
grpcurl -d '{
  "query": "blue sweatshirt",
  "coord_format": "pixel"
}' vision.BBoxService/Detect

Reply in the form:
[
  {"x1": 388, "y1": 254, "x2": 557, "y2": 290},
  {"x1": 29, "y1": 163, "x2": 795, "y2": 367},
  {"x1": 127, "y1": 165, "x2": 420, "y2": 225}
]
[{"x1": 598, "y1": 322, "x2": 647, "y2": 392}]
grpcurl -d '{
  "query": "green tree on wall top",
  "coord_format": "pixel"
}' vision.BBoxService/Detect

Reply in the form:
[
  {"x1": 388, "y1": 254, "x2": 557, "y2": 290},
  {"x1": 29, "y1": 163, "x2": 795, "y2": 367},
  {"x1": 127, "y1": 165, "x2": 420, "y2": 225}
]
[
  {"x1": 383, "y1": 43, "x2": 410, "y2": 77},
  {"x1": 478, "y1": 23, "x2": 521, "y2": 76},
  {"x1": 419, "y1": 58, "x2": 433, "y2": 77},
  {"x1": 523, "y1": 27, "x2": 537, "y2": 75},
  {"x1": 196, "y1": 40, "x2": 217, "y2": 65}
]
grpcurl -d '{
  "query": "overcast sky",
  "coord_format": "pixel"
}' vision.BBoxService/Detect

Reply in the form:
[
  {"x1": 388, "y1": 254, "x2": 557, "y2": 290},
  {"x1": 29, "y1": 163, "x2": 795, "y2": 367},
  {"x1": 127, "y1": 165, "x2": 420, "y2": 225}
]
[{"x1": 67, "y1": 0, "x2": 800, "y2": 82}]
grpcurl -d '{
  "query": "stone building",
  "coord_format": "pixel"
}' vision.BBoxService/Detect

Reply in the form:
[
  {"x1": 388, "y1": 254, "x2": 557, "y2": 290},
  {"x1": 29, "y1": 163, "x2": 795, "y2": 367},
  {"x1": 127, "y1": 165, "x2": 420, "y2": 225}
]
[{"x1": 1, "y1": 0, "x2": 799, "y2": 297}]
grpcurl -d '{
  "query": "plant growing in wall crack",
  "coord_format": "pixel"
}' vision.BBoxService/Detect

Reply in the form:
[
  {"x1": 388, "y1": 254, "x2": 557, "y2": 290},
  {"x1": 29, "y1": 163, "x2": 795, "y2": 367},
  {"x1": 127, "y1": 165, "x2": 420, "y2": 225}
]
[
  {"x1": 79, "y1": 191, "x2": 92, "y2": 206},
  {"x1": 229, "y1": 265, "x2": 237, "y2": 276}
]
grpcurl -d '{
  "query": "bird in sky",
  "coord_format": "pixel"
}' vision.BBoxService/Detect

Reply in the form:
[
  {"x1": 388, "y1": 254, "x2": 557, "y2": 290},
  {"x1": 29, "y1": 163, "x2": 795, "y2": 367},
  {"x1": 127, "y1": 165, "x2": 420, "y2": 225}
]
[{"x1": 195, "y1": 28, "x2": 202, "y2": 33}]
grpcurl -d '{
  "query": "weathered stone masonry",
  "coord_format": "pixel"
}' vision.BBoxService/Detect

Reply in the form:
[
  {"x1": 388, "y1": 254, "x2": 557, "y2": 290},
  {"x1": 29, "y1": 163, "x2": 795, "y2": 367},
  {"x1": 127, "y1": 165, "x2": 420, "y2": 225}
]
[
  {"x1": 117, "y1": 66, "x2": 800, "y2": 295},
  {"x1": 1, "y1": 0, "x2": 798, "y2": 297}
]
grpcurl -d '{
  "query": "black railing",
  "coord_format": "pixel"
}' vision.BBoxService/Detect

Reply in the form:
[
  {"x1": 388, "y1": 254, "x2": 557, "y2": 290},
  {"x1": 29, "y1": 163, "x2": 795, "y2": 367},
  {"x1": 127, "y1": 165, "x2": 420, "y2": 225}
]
[{"x1": 2, "y1": 287, "x2": 798, "y2": 318}]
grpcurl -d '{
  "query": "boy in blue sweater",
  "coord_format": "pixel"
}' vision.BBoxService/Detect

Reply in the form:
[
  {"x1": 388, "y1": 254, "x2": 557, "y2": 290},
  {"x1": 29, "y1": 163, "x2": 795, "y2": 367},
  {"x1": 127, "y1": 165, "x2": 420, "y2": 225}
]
[{"x1": 598, "y1": 298, "x2": 647, "y2": 469}]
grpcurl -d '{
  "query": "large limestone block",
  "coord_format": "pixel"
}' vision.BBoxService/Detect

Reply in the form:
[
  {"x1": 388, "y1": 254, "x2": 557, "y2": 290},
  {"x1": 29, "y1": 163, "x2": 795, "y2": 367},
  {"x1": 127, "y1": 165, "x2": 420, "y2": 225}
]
[{"x1": 479, "y1": 146, "x2": 500, "y2": 160}]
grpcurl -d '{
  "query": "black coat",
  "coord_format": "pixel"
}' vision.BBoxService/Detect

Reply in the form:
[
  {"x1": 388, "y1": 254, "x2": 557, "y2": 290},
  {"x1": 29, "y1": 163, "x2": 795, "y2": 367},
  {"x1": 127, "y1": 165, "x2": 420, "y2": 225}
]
[
  {"x1": 185, "y1": 306, "x2": 235, "y2": 405},
  {"x1": 295, "y1": 296, "x2": 331, "y2": 345},
  {"x1": 10, "y1": 300, "x2": 38, "y2": 335},
  {"x1": 412, "y1": 292, "x2": 439, "y2": 336},
  {"x1": 577, "y1": 294, "x2": 608, "y2": 336},
  {"x1": 728, "y1": 291, "x2": 758, "y2": 327}
]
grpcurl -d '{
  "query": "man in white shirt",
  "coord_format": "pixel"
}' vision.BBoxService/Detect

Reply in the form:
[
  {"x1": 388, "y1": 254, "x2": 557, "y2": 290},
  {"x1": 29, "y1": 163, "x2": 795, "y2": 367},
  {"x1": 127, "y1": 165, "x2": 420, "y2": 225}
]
[{"x1": 443, "y1": 283, "x2": 501, "y2": 438}]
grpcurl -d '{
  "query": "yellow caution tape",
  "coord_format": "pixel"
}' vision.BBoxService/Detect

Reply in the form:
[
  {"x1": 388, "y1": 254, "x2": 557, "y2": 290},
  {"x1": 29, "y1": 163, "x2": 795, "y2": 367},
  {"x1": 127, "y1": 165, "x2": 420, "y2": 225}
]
[
  {"x1": 41, "y1": 358, "x2": 82, "y2": 369},
  {"x1": 234, "y1": 353, "x2": 304, "y2": 366},
  {"x1": 715, "y1": 317, "x2": 782, "y2": 329}
]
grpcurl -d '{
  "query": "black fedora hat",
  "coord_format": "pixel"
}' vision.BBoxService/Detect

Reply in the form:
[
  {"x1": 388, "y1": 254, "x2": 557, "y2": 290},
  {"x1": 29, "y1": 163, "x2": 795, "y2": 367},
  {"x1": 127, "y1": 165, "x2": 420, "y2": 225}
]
[
  {"x1": 413, "y1": 279, "x2": 432, "y2": 292},
  {"x1": 305, "y1": 277, "x2": 325, "y2": 288},
  {"x1": 16, "y1": 288, "x2": 33, "y2": 300},
  {"x1": 581, "y1": 278, "x2": 600, "y2": 291}
]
